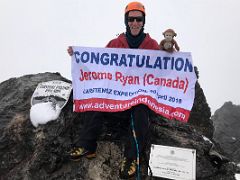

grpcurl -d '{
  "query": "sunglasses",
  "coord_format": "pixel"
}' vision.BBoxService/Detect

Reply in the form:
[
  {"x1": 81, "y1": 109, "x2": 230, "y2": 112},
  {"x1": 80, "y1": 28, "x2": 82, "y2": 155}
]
[{"x1": 127, "y1": 16, "x2": 144, "y2": 22}]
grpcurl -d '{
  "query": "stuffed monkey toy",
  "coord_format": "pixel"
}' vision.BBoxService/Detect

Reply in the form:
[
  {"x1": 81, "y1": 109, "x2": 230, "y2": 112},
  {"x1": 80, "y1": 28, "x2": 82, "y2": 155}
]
[{"x1": 159, "y1": 29, "x2": 180, "y2": 52}]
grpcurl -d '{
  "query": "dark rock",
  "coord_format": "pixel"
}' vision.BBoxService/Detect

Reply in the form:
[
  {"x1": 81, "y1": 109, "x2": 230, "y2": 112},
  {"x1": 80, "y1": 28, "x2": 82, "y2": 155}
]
[
  {"x1": 188, "y1": 67, "x2": 214, "y2": 139},
  {"x1": 212, "y1": 101, "x2": 240, "y2": 164},
  {"x1": 0, "y1": 72, "x2": 239, "y2": 180}
]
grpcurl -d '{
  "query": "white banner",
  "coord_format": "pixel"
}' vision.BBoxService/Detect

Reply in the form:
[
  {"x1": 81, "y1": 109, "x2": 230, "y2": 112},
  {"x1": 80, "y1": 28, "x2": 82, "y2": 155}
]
[{"x1": 71, "y1": 46, "x2": 197, "y2": 122}]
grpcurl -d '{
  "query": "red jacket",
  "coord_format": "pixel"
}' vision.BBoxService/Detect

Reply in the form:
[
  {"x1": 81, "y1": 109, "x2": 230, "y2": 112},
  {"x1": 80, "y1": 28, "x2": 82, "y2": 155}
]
[{"x1": 106, "y1": 33, "x2": 160, "y2": 50}]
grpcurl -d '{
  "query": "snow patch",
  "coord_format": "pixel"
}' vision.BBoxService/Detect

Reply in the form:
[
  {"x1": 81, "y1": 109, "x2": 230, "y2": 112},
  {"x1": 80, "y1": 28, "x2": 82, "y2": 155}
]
[
  {"x1": 30, "y1": 102, "x2": 61, "y2": 127},
  {"x1": 202, "y1": 135, "x2": 213, "y2": 144},
  {"x1": 235, "y1": 174, "x2": 240, "y2": 180}
]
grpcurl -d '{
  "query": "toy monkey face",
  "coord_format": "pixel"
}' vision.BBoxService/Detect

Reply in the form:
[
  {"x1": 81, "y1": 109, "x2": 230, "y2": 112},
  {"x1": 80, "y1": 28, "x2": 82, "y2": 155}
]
[{"x1": 164, "y1": 32, "x2": 174, "y2": 41}]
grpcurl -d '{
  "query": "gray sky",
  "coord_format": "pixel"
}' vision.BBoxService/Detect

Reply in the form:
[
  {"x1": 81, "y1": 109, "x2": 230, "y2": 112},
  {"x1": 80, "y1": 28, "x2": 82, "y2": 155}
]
[{"x1": 1, "y1": 0, "x2": 240, "y2": 113}]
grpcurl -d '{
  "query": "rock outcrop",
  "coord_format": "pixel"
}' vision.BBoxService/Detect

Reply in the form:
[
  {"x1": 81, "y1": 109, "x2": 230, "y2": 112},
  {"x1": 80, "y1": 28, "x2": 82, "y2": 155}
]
[
  {"x1": 188, "y1": 67, "x2": 214, "y2": 139},
  {"x1": 0, "y1": 72, "x2": 239, "y2": 180},
  {"x1": 212, "y1": 101, "x2": 240, "y2": 164}
]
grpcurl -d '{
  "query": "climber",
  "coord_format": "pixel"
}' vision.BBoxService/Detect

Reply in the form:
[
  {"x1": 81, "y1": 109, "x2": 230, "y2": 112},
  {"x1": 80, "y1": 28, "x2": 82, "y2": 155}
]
[{"x1": 67, "y1": 1, "x2": 159, "y2": 179}]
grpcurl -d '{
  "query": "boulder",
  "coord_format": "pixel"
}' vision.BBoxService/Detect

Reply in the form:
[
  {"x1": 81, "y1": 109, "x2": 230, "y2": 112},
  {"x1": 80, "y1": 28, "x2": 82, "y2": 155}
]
[
  {"x1": 0, "y1": 72, "x2": 239, "y2": 180},
  {"x1": 212, "y1": 101, "x2": 240, "y2": 164}
]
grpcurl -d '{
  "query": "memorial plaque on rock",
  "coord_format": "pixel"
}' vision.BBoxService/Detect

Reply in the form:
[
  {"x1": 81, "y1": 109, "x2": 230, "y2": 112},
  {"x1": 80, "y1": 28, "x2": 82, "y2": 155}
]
[{"x1": 149, "y1": 144, "x2": 196, "y2": 180}]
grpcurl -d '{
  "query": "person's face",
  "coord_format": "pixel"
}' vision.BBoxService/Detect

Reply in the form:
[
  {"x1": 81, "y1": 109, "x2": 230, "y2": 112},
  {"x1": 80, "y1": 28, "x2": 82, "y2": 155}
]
[{"x1": 127, "y1": 11, "x2": 144, "y2": 36}]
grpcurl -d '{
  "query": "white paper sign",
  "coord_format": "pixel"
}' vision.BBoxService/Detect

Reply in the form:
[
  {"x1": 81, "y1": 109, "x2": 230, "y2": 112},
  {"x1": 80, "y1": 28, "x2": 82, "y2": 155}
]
[
  {"x1": 31, "y1": 80, "x2": 72, "y2": 109},
  {"x1": 149, "y1": 144, "x2": 196, "y2": 180}
]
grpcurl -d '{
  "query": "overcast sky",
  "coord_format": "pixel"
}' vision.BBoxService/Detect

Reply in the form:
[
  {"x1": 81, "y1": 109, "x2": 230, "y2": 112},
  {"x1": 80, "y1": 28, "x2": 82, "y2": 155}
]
[{"x1": 1, "y1": 0, "x2": 240, "y2": 113}]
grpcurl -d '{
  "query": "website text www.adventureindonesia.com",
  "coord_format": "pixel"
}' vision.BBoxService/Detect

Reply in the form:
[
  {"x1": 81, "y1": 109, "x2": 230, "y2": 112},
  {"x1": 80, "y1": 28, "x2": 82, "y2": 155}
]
[{"x1": 75, "y1": 96, "x2": 187, "y2": 121}]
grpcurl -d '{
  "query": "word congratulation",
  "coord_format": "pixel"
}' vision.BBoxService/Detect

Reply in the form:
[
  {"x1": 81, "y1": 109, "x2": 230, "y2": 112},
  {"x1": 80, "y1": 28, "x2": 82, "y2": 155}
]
[{"x1": 74, "y1": 51, "x2": 193, "y2": 72}]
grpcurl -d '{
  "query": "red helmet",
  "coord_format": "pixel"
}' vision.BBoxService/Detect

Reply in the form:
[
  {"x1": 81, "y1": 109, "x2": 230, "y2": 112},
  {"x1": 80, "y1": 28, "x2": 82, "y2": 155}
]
[{"x1": 125, "y1": 1, "x2": 145, "y2": 15}]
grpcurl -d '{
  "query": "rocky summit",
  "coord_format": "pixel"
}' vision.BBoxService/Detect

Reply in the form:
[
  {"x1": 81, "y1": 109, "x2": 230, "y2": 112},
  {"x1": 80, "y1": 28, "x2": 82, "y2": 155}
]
[
  {"x1": 212, "y1": 101, "x2": 240, "y2": 164},
  {"x1": 0, "y1": 72, "x2": 239, "y2": 180}
]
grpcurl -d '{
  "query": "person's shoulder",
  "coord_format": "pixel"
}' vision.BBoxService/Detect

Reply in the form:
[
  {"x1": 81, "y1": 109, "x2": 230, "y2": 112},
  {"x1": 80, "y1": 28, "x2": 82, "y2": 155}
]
[
  {"x1": 145, "y1": 33, "x2": 158, "y2": 43},
  {"x1": 111, "y1": 33, "x2": 125, "y2": 41},
  {"x1": 106, "y1": 33, "x2": 128, "y2": 48},
  {"x1": 143, "y1": 33, "x2": 160, "y2": 50}
]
